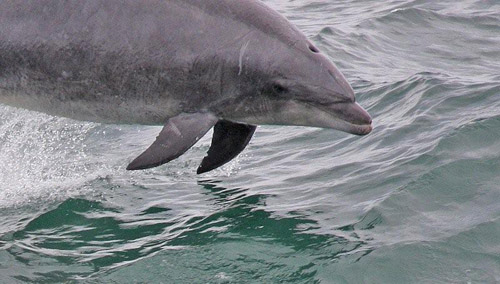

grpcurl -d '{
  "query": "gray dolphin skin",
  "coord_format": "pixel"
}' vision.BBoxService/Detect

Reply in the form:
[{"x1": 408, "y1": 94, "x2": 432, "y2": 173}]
[{"x1": 0, "y1": 0, "x2": 372, "y2": 174}]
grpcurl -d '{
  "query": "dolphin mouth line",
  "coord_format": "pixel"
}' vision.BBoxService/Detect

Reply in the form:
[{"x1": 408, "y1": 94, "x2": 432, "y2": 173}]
[
  {"x1": 312, "y1": 103, "x2": 373, "y2": 136},
  {"x1": 343, "y1": 122, "x2": 373, "y2": 135},
  {"x1": 324, "y1": 115, "x2": 373, "y2": 135}
]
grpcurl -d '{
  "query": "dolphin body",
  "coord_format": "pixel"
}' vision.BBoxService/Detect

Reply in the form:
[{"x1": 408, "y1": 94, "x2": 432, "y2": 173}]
[{"x1": 0, "y1": 0, "x2": 372, "y2": 174}]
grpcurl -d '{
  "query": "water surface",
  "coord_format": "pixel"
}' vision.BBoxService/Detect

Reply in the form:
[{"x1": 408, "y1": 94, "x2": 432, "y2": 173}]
[{"x1": 1, "y1": 0, "x2": 499, "y2": 283}]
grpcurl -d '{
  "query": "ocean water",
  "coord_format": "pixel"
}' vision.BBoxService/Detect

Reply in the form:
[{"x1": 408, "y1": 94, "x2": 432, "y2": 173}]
[{"x1": 1, "y1": 0, "x2": 499, "y2": 283}]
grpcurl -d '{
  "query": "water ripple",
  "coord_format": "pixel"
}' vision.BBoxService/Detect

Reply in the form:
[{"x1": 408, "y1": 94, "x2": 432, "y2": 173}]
[{"x1": 1, "y1": 0, "x2": 500, "y2": 282}]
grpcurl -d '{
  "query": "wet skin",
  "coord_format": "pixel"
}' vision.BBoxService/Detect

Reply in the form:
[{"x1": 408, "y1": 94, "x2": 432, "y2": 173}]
[{"x1": 0, "y1": 0, "x2": 372, "y2": 173}]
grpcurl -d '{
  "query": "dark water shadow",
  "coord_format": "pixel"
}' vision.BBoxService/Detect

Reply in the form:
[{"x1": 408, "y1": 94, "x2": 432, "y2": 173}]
[{"x1": 4, "y1": 180, "x2": 373, "y2": 283}]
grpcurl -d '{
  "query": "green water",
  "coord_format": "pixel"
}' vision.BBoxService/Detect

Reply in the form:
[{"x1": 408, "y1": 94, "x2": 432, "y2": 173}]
[{"x1": 1, "y1": 0, "x2": 500, "y2": 283}]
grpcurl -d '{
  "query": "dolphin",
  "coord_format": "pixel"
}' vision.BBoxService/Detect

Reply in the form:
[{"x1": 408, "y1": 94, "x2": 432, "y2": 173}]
[{"x1": 0, "y1": 0, "x2": 372, "y2": 174}]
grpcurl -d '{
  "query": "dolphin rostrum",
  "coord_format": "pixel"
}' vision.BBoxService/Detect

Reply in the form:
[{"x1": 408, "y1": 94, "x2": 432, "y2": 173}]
[{"x1": 0, "y1": 0, "x2": 372, "y2": 174}]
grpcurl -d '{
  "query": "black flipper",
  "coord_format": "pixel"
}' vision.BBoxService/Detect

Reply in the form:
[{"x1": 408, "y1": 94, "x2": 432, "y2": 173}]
[
  {"x1": 127, "y1": 113, "x2": 218, "y2": 170},
  {"x1": 197, "y1": 120, "x2": 256, "y2": 174}
]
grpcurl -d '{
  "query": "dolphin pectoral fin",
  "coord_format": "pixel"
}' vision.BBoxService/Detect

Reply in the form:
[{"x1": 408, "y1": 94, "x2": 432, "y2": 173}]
[
  {"x1": 197, "y1": 120, "x2": 256, "y2": 174},
  {"x1": 127, "y1": 113, "x2": 218, "y2": 171}
]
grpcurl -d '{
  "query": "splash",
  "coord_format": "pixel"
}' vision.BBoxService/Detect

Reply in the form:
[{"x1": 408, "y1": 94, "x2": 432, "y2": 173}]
[{"x1": 0, "y1": 105, "x2": 106, "y2": 208}]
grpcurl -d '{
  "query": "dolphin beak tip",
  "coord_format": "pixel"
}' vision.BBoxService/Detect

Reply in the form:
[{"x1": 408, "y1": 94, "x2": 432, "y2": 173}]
[
  {"x1": 352, "y1": 122, "x2": 373, "y2": 136},
  {"x1": 350, "y1": 103, "x2": 372, "y2": 135},
  {"x1": 363, "y1": 123, "x2": 373, "y2": 135}
]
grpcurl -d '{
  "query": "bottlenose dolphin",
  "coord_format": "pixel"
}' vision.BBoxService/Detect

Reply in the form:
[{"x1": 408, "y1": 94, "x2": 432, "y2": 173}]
[{"x1": 0, "y1": 0, "x2": 372, "y2": 174}]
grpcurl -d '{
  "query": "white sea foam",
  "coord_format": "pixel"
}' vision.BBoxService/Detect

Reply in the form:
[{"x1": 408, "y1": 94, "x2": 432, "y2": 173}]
[{"x1": 0, "y1": 105, "x2": 107, "y2": 207}]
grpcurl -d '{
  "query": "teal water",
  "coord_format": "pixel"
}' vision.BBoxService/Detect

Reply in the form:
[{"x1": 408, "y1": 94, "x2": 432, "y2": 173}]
[{"x1": 1, "y1": 0, "x2": 500, "y2": 283}]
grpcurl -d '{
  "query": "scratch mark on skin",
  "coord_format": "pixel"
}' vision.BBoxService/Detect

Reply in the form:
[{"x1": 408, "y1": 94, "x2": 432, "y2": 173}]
[
  {"x1": 170, "y1": 122, "x2": 182, "y2": 137},
  {"x1": 238, "y1": 40, "x2": 250, "y2": 76}
]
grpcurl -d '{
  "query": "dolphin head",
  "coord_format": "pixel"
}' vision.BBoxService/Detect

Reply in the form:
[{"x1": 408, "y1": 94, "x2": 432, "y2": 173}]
[{"x1": 221, "y1": 39, "x2": 372, "y2": 136}]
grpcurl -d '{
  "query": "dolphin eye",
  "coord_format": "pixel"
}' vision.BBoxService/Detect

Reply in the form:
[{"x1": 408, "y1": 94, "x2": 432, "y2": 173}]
[{"x1": 272, "y1": 83, "x2": 288, "y2": 94}]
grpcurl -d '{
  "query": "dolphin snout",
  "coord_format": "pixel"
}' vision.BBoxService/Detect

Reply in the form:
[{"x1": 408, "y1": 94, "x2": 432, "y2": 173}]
[
  {"x1": 331, "y1": 102, "x2": 372, "y2": 135},
  {"x1": 349, "y1": 102, "x2": 372, "y2": 125}
]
